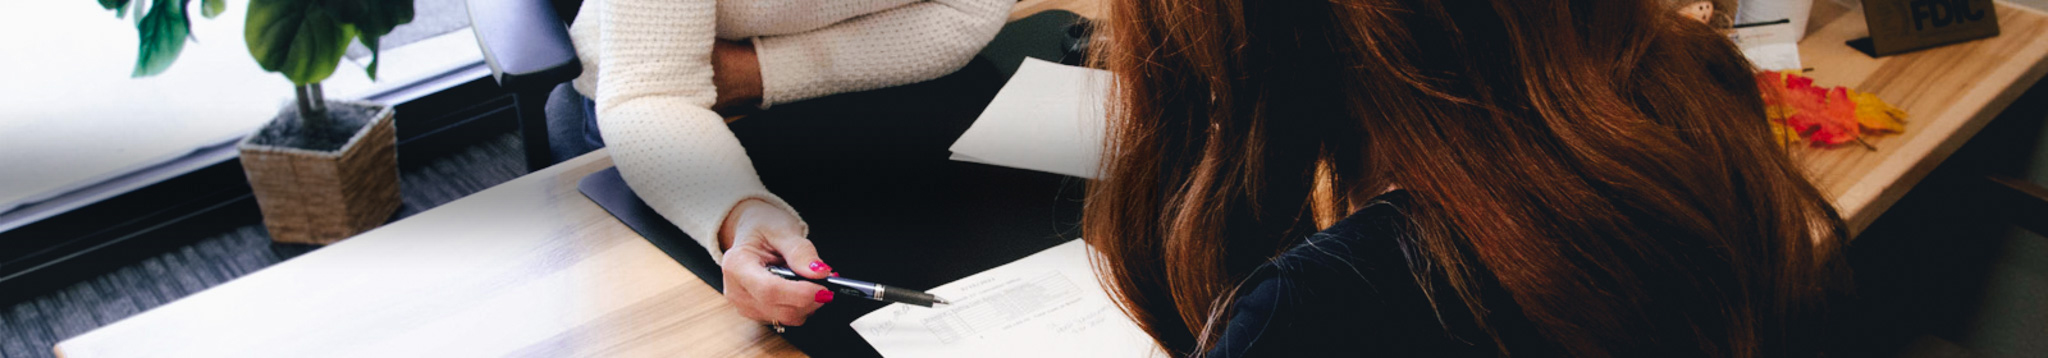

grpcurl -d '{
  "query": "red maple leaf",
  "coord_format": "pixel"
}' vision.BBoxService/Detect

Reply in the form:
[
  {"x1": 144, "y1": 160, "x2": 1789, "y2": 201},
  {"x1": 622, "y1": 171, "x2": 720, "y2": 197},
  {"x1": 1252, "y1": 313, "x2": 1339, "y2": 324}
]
[{"x1": 1759, "y1": 71, "x2": 1862, "y2": 146}]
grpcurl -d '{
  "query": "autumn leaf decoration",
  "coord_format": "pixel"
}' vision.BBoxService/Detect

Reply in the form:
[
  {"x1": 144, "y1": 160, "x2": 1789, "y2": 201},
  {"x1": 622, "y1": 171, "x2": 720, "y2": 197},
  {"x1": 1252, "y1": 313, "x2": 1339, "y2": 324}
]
[{"x1": 1757, "y1": 71, "x2": 1908, "y2": 149}]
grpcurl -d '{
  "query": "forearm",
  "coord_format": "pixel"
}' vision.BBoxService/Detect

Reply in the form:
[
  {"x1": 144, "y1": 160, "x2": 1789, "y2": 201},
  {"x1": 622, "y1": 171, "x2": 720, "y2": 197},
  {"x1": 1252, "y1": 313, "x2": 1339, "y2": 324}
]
[
  {"x1": 597, "y1": 0, "x2": 798, "y2": 261},
  {"x1": 600, "y1": 104, "x2": 797, "y2": 261}
]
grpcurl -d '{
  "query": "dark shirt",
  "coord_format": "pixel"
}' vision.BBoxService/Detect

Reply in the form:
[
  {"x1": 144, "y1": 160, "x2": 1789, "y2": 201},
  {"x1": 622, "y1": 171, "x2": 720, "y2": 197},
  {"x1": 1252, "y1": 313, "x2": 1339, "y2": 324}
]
[{"x1": 1205, "y1": 191, "x2": 1556, "y2": 357}]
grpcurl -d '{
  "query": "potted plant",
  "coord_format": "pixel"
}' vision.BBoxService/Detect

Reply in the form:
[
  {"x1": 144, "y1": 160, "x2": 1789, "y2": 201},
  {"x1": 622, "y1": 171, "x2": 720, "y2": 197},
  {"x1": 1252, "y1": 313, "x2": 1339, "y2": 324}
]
[{"x1": 98, "y1": 0, "x2": 414, "y2": 244}]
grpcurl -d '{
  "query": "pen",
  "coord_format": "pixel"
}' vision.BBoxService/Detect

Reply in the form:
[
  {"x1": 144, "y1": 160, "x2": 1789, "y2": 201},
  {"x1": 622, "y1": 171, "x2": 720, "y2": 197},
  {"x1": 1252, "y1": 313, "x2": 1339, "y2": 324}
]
[{"x1": 766, "y1": 266, "x2": 951, "y2": 307}]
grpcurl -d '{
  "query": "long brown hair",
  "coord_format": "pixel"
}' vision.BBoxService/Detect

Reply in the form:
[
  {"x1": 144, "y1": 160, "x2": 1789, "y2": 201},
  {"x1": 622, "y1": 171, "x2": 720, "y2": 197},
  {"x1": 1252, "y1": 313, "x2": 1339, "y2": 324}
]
[{"x1": 1082, "y1": 0, "x2": 1849, "y2": 356}]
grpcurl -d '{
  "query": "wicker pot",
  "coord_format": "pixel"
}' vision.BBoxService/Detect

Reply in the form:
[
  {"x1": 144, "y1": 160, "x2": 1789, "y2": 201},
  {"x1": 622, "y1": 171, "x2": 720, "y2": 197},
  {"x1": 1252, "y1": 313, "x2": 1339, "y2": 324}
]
[{"x1": 238, "y1": 101, "x2": 401, "y2": 244}]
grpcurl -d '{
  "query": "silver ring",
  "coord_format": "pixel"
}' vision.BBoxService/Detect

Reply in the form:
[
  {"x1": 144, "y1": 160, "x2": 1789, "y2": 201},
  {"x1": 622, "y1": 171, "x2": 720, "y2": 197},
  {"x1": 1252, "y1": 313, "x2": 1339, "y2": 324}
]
[{"x1": 770, "y1": 321, "x2": 786, "y2": 333}]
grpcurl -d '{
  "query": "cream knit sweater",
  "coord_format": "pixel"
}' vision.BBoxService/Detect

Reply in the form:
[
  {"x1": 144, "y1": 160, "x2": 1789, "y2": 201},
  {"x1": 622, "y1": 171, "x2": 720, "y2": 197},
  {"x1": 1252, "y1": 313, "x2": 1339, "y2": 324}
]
[{"x1": 575, "y1": 0, "x2": 1009, "y2": 262}]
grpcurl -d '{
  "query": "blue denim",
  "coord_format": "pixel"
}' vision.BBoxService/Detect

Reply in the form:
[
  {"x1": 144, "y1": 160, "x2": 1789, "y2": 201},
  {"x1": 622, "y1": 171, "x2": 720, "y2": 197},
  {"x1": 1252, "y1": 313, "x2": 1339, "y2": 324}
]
[{"x1": 545, "y1": 83, "x2": 606, "y2": 163}]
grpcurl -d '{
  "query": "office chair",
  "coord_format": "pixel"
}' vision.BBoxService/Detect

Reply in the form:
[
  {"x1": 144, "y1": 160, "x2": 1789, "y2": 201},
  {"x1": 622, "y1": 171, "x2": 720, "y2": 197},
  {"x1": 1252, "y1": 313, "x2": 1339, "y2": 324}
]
[{"x1": 465, "y1": 0, "x2": 583, "y2": 172}]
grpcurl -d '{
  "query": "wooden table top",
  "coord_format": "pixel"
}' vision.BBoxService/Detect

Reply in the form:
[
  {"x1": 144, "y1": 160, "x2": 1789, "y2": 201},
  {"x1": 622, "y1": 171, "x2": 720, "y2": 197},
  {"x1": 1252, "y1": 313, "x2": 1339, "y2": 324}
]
[
  {"x1": 1797, "y1": 1, "x2": 2048, "y2": 233},
  {"x1": 54, "y1": 2, "x2": 1100, "y2": 358},
  {"x1": 51, "y1": 1, "x2": 2048, "y2": 357},
  {"x1": 56, "y1": 151, "x2": 806, "y2": 358}
]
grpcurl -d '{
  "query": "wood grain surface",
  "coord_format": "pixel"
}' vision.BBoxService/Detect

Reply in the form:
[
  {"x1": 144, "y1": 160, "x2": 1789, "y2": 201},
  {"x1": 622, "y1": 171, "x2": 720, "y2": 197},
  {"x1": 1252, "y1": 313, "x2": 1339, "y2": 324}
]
[
  {"x1": 51, "y1": 1, "x2": 2048, "y2": 357},
  {"x1": 54, "y1": 2, "x2": 1103, "y2": 358},
  {"x1": 56, "y1": 151, "x2": 804, "y2": 358},
  {"x1": 1795, "y1": 2, "x2": 2048, "y2": 233}
]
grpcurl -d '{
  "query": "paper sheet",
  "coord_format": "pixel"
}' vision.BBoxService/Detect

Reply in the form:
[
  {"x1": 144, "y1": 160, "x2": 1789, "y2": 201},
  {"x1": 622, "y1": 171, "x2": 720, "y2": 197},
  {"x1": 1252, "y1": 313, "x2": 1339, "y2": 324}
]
[
  {"x1": 948, "y1": 58, "x2": 1111, "y2": 179},
  {"x1": 1740, "y1": 43, "x2": 1802, "y2": 72},
  {"x1": 1730, "y1": 20, "x2": 1804, "y2": 72},
  {"x1": 1734, "y1": 0, "x2": 1813, "y2": 40},
  {"x1": 851, "y1": 240, "x2": 1165, "y2": 357}
]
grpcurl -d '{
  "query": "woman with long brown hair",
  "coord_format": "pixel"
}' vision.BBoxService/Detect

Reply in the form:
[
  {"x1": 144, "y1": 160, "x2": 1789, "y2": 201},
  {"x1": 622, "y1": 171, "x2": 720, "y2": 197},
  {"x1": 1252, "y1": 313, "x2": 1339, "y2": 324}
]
[{"x1": 1083, "y1": 0, "x2": 1849, "y2": 356}]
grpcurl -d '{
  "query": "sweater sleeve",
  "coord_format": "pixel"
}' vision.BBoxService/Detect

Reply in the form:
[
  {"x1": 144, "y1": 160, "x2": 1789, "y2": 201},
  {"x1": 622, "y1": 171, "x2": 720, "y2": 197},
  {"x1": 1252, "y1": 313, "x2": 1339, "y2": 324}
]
[
  {"x1": 750, "y1": 0, "x2": 1011, "y2": 106},
  {"x1": 594, "y1": 0, "x2": 800, "y2": 264}
]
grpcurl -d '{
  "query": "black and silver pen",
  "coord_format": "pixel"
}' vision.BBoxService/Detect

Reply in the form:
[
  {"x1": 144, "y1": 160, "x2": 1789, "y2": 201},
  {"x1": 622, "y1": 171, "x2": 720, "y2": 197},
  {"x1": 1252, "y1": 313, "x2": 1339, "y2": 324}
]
[{"x1": 766, "y1": 266, "x2": 951, "y2": 307}]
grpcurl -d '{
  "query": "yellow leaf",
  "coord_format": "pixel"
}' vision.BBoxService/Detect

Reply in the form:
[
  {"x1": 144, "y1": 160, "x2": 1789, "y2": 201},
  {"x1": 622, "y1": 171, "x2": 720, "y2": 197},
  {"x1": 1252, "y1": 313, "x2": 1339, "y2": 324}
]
[
  {"x1": 1769, "y1": 121, "x2": 1801, "y2": 146},
  {"x1": 1765, "y1": 104, "x2": 1796, "y2": 122},
  {"x1": 1848, "y1": 90, "x2": 1906, "y2": 133}
]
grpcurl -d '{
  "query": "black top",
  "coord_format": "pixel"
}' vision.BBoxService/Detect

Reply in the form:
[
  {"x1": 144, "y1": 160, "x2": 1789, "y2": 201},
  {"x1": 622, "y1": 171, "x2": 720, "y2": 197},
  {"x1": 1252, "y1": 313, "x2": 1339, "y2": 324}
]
[{"x1": 1205, "y1": 191, "x2": 1559, "y2": 357}]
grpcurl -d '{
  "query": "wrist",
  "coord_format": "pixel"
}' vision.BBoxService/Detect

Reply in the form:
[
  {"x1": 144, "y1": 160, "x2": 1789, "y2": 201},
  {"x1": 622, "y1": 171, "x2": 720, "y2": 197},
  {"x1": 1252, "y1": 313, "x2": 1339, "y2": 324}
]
[
  {"x1": 712, "y1": 39, "x2": 764, "y2": 112},
  {"x1": 718, "y1": 199, "x2": 757, "y2": 251},
  {"x1": 718, "y1": 198, "x2": 797, "y2": 251}
]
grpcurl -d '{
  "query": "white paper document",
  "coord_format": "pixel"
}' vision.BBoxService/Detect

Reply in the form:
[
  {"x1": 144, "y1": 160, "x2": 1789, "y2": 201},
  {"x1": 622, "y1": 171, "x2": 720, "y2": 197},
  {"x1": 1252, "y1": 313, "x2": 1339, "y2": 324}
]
[
  {"x1": 948, "y1": 58, "x2": 1112, "y2": 179},
  {"x1": 851, "y1": 239, "x2": 1165, "y2": 357},
  {"x1": 1729, "y1": 20, "x2": 1804, "y2": 72}
]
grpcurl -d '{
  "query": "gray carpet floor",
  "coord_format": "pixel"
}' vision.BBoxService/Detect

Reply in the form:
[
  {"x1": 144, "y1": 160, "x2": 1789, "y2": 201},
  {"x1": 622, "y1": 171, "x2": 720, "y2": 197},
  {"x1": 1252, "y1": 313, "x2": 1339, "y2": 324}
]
[{"x1": 0, "y1": 133, "x2": 525, "y2": 358}]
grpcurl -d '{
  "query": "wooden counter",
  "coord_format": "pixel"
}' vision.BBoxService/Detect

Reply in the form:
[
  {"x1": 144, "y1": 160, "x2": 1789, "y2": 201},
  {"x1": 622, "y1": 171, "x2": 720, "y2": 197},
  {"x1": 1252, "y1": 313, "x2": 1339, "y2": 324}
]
[{"x1": 1796, "y1": 1, "x2": 2048, "y2": 233}]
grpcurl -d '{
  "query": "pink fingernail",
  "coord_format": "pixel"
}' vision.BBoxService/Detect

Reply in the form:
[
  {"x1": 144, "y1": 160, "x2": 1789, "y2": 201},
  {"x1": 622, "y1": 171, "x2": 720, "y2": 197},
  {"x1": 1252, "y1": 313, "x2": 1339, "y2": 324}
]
[
  {"x1": 815, "y1": 289, "x2": 835, "y2": 303},
  {"x1": 809, "y1": 261, "x2": 832, "y2": 273},
  {"x1": 829, "y1": 272, "x2": 840, "y2": 277}
]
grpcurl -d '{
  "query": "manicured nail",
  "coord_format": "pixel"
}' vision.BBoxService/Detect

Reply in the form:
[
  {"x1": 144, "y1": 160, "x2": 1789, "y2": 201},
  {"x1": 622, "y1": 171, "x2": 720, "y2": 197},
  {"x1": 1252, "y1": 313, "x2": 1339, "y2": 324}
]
[
  {"x1": 829, "y1": 272, "x2": 840, "y2": 277},
  {"x1": 815, "y1": 289, "x2": 835, "y2": 303},
  {"x1": 808, "y1": 261, "x2": 832, "y2": 273}
]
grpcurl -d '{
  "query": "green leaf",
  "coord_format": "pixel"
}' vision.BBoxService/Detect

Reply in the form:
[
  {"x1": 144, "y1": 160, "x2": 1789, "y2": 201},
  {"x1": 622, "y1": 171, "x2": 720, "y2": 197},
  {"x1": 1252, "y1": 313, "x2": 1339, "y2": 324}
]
[
  {"x1": 131, "y1": 0, "x2": 191, "y2": 77},
  {"x1": 325, "y1": 0, "x2": 412, "y2": 80},
  {"x1": 364, "y1": 37, "x2": 380, "y2": 80},
  {"x1": 245, "y1": 0, "x2": 357, "y2": 85},
  {"x1": 122, "y1": 0, "x2": 145, "y2": 21},
  {"x1": 98, "y1": 0, "x2": 132, "y2": 17},
  {"x1": 201, "y1": 0, "x2": 223, "y2": 18}
]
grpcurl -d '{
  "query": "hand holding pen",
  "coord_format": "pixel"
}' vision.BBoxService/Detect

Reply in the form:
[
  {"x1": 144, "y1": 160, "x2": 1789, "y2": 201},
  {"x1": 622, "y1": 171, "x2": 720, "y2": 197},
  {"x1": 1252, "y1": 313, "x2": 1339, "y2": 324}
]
[
  {"x1": 716, "y1": 200, "x2": 948, "y2": 333},
  {"x1": 717, "y1": 199, "x2": 837, "y2": 331},
  {"x1": 766, "y1": 266, "x2": 951, "y2": 307}
]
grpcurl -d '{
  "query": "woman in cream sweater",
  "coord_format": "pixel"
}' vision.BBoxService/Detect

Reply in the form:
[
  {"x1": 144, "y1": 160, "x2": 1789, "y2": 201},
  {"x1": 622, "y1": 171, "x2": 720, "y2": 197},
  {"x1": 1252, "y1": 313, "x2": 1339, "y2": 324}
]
[{"x1": 567, "y1": 0, "x2": 1010, "y2": 328}]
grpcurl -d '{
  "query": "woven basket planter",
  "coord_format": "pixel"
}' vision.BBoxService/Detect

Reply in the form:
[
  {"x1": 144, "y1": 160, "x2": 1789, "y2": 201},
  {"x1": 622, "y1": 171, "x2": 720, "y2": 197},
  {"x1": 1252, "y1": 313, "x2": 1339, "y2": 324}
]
[{"x1": 238, "y1": 101, "x2": 401, "y2": 244}]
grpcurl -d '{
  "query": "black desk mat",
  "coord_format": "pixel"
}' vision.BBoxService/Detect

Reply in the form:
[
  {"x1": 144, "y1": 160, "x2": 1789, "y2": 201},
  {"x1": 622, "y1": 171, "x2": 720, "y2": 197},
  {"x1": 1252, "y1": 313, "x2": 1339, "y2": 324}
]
[
  {"x1": 579, "y1": 167, "x2": 728, "y2": 291},
  {"x1": 575, "y1": 42, "x2": 1087, "y2": 357}
]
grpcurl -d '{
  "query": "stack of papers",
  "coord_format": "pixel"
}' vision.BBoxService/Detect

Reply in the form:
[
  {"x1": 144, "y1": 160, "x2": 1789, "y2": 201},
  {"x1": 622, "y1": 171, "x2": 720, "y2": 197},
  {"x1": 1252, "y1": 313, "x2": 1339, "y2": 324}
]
[
  {"x1": 850, "y1": 240, "x2": 1165, "y2": 357},
  {"x1": 948, "y1": 58, "x2": 1111, "y2": 179}
]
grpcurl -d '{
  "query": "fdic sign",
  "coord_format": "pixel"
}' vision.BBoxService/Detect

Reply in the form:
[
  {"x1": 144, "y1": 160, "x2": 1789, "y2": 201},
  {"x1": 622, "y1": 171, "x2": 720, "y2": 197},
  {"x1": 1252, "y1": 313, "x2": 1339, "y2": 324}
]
[{"x1": 1862, "y1": 0, "x2": 2001, "y2": 56}]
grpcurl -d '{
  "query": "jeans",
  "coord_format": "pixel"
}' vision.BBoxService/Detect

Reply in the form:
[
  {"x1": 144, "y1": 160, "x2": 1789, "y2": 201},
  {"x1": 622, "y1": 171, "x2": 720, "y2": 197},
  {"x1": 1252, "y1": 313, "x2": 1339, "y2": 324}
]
[{"x1": 545, "y1": 83, "x2": 606, "y2": 163}]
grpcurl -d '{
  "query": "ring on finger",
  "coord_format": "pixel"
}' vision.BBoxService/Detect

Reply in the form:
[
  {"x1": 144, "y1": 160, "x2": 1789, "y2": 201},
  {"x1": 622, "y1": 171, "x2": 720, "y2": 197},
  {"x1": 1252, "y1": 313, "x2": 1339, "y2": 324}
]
[{"x1": 769, "y1": 320, "x2": 786, "y2": 333}]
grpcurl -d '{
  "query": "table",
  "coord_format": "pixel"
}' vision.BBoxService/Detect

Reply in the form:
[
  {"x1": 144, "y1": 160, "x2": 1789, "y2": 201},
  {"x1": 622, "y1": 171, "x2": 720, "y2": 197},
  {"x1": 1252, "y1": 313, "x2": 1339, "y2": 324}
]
[
  {"x1": 52, "y1": 1, "x2": 2048, "y2": 357},
  {"x1": 54, "y1": 151, "x2": 809, "y2": 357},
  {"x1": 1797, "y1": 1, "x2": 2048, "y2": 233},
  {"x1": 55, "y1": 2, "x2": 1099, "y2": 356}
]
